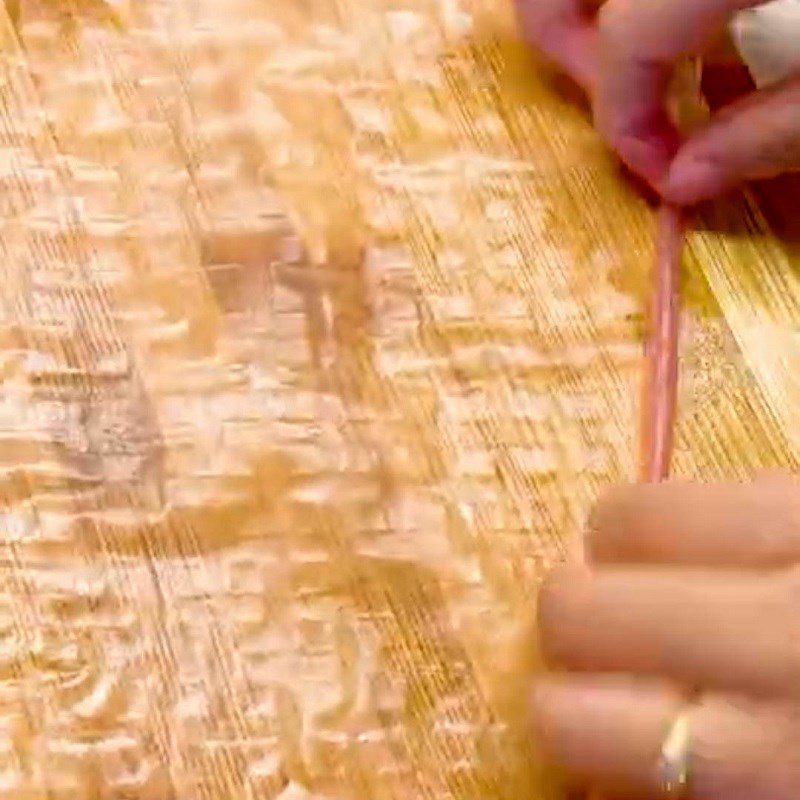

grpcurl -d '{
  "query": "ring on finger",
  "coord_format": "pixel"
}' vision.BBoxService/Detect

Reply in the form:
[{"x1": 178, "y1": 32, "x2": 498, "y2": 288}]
[{"x1": 658, "y1": 702, "x2": 693, "y2": 799}]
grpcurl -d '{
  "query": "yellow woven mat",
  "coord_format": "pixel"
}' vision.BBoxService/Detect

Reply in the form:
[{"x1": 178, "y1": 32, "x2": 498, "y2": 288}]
[{"x1": 0, "y1": 1, "x2": 797, "y2": 798}]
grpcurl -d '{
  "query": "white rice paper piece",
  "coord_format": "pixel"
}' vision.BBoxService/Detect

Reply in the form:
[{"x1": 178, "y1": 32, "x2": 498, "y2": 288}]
[{"x1": 732, "y1": 0, "x2": 800, "y2": 87}]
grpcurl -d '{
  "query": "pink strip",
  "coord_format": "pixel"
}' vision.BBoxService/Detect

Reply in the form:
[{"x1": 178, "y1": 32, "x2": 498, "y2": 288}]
[{"x1": 639, "y1": 205, "x2": 684, "y2": 483}]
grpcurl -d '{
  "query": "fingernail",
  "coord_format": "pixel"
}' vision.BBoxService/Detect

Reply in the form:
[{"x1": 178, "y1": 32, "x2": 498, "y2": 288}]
[{"x1": 661, "y1": 157, "x2": 723, "y2": 205}]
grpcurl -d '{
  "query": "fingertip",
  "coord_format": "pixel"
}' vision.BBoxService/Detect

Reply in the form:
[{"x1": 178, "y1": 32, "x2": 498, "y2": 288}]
[
  {"x1": 529, "y1": 678, "x2": 563, "y2": 725},
  {"x1": 661, "y1": 154, "x2": 728, "y2": 205},
  {"x1": 528, "y1": 677, "x2": 578, "y2": 754},
  {"x1": 596, "y1": 127, "x2": 675, "y2": 188},
  {"x1": 529, "y1": 675, "x2": 685, "y2": 788},
  {"x1": 591, "y1": 57, "x2": 680, "y2": 188},
  {"x1": 661, "y1": 76, "x2": 800, "y2": 205},
  {"x1": 536, "y1": 561, "x2": 592, "y2": 667},
  {"x1": 585, "y1": 482, "x2": 645, "y2": 563}
]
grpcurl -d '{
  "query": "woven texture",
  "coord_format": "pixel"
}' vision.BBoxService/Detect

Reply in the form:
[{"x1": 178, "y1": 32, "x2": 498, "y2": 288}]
[{"x1": 1, "y1": 1, "x2": 799, "y2": 799}]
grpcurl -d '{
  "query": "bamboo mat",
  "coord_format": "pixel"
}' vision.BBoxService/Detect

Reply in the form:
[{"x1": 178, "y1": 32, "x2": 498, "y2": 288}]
[{"x1": 0, "y1": 1, "x2": 798, "y2": 799}]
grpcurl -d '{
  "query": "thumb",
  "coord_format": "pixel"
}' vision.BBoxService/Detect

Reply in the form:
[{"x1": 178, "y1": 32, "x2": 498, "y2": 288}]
[{"x1": 661, "y1": 76, "x2": 800, "y2": 205}]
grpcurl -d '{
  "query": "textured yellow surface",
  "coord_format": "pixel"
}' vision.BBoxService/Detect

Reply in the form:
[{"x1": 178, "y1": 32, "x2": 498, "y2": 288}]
[{"x1": 1, "y1": 1, "x2": 799, "y2": 799}]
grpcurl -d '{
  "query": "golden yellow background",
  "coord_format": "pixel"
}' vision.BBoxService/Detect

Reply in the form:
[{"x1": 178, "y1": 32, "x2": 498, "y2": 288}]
[{"x1": 1, "y1": 1, "x2": 799, "y2": 798}]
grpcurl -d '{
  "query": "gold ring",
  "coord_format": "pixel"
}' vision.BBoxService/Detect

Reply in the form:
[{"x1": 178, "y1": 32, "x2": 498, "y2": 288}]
[{"x1": 658, "y1": 706, "x2": 692, "y2": 799}]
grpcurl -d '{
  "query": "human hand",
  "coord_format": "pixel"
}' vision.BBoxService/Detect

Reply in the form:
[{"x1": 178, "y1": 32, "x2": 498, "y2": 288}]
[
  {"x1": 531, "y1": 477, "x2": 800, "y2": 799},
  {"x1": 515, "y1": 0, "x2": 800, "y2": 205}
]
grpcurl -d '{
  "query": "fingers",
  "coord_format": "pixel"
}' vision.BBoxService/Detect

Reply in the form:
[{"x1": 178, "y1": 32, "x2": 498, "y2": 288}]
[
  {"x1": 514, "y1": 0, "x2": 598, "y2": 88},
  {"x1": 518, "y1": 0, "x2": 800, "y2": 202},
  {"x1": 531, "y1": 674, "x2": 800, "y2": 799},
  {"x1": 593, "y1": 0, "x2": 764, "y2": 184},
  {"x1": 662, "y1": 76, "x2": 800, "y2": 205},
  {"x1": 538, "y1": 562, "x2": 800, "y2": 696},
  {"x1": 531, "y1": 675, "x2": 685, "y2": 797},
  {"x1": 587, "y1": 478, "x2": 800, "y2": 568}
]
